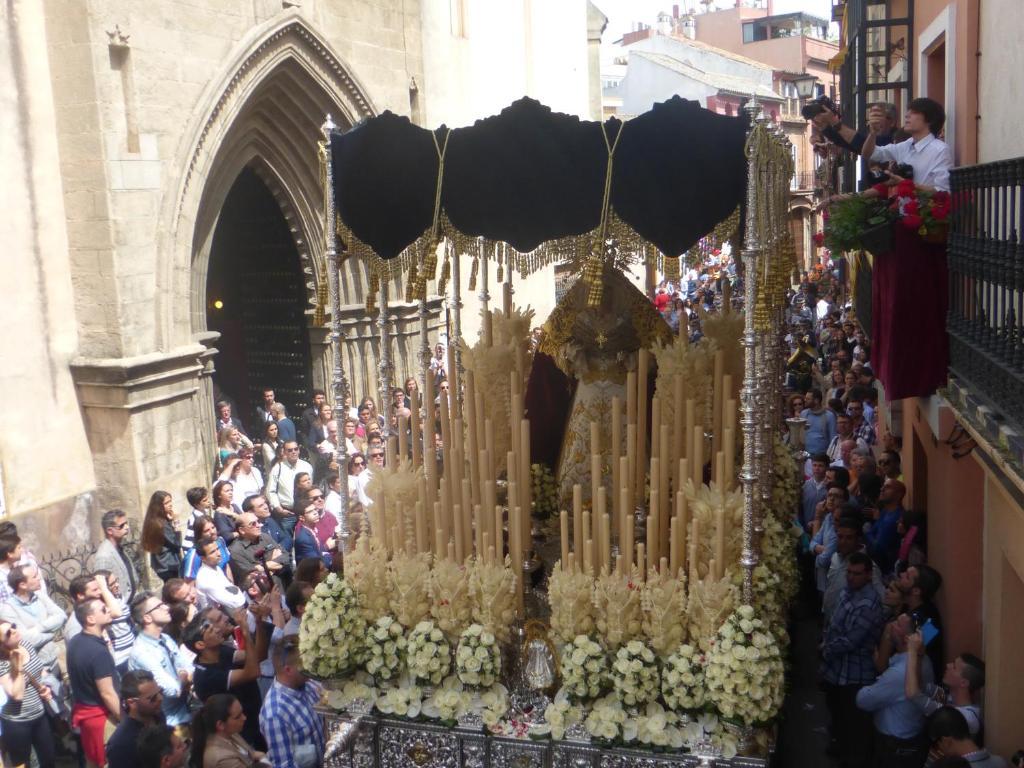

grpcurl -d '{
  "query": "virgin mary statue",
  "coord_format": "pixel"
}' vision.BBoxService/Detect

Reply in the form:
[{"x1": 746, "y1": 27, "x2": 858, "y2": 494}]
[{"x1": 525, "y1": 266, "x2": 672, "y2": 508}]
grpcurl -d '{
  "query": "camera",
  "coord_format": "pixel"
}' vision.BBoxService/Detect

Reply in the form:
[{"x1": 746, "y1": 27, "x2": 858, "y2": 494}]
[
  {"x1": 801, "y1": 95, "x2": 839, "y2": 121},
  {"x1": 883, "y1": 163, "x2": 914, "y2": 181}
]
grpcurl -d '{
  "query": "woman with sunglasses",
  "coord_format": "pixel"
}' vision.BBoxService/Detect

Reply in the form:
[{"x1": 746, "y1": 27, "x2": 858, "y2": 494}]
[
  {"x1": 0, "y1": 620, "x2": 56, "y2": 768},
  {"x1": 191, "y1": 693, "x2": 265, "y2": 768}
]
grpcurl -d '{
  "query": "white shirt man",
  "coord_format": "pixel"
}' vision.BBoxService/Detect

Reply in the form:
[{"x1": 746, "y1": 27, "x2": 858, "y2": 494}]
[
  {"x1": 265, "y1": 442, "x2": 313, "y2": 514},
  {"x1": 865, "y1": 99, "x2": 954, "y2": 191},
  {"x1": 194, "y1": 538, "x2": 246, "y2": 610}
]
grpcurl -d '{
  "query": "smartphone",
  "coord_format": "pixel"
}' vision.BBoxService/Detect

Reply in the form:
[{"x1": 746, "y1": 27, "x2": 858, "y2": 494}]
[{"x1": 920, "y1": 618, "x2": 940, "y2": 647}]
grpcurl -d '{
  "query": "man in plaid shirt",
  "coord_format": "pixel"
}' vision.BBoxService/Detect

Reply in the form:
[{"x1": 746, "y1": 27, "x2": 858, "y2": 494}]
[
  {"x1": 260, "y1": 639, "x2": 324, "y2": 768},
  {"x1": 821, "y1": 551, "x2": 884, "y2": 768},
  {"x1": 847, "y1": 397, "x2": 877, "y2": 447}
]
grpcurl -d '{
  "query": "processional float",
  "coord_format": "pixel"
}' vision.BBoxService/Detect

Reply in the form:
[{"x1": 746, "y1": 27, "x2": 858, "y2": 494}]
[{"x1": 308, "y1": 96, "x2": 799, "y2": 767}]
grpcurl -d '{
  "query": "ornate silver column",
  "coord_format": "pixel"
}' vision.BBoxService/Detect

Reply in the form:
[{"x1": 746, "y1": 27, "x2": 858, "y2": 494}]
[
  {"x1": 738, "y1": 99, "x2": 766, "y2": 604},
  {"x1": 322, "y1": 115, "x2": 351, "y2": 548},
  {"x1": 451, "y1": 243, "x2": 464, "y2": 408},
  {"x1": 378, "y1": 279, "x2": 393, "y2": 439}
]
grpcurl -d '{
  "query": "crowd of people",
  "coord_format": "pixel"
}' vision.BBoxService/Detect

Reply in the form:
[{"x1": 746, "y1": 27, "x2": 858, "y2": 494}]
[
  {"x1": 0, "y1": 340, "x2": 463, "y2": 768},
  {"x1": 784, "y1": 285, "x2": 1010, "y2": 768}
]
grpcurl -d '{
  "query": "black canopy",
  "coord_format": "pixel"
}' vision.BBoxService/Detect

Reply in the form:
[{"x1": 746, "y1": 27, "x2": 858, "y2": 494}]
[{"x1": 330, "y1": 96, "x2": 749, "y2": 261}]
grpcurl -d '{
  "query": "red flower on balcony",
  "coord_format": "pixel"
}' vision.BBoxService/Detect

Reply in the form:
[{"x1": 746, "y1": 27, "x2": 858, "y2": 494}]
[
  {"x1": 813, "y1": 231, "x2": 825, "y2": 247},
  {"x1": 901, "y1": 213, "x2": 923, "y2": 230},
  {"x1": 903, "y1": 199, "x2": 920, "y2": 216},
  {"x1": 896, "y1": 179, "x2": 917, "y2": 197}
]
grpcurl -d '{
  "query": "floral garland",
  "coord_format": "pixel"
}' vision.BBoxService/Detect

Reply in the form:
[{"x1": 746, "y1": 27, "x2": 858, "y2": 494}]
[
  {"x1": 770, "y1": 434, "x2": 800, "y2": 524},
  {"x1": 406, "y1": 620, "x2": 453, "y2": 686},
  {"x1": 363, "y1": 615, "x2": 406, "y2": 682},
  {"x1": 422, "y1": 678, "x2": 473, "y2": 722},
  {"x1": 559, "y1": 635, "x2": 608, "y2": 701},
  {"x1": 324, "y1": 675, "x2": 376, "y2": 712},
  {"x1": 479, "y1": 683, "x2": 510, "y2": 728},
  {"x1": 661, "y1": 642, "x2": 706, "y2": 713},
  {"x1": 455, "y1": 624, "x2": 501, "y2": 689},
  {"x1": 298, "y1": 573, "x2": 366, "y2": 679},
  {"x1": 609, "y1": 640, "x2": 660, "y2": 709},
  {"x1": 705, "y1": 605, "x2": 785, "y2": 727}
]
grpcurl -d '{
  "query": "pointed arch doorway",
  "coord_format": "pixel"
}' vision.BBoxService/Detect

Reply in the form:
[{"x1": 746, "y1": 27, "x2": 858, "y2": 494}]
[{"x1": 206, "y1": 167, "x2": 313, "y2": 430}]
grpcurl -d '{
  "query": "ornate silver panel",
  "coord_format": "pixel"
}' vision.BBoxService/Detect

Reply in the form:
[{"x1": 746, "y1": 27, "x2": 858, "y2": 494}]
[
  {"x1": 551, "y1": 741, "x2": 600, "y2": 768},
  {"x1": 379, "y1": 721, "x2": 460, "y2": 768},
  {"x1": 489, "y1": 737, "x2": 548, "y2": 768},
  {"x1": 318, "y1": 711, "x2": 767, "y2": 768}
]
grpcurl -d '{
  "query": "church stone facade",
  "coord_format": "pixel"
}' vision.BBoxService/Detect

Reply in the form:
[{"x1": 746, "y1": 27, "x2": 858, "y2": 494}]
[{"x1": 2, "y1": 0, "x2": 601, "y2": 557}]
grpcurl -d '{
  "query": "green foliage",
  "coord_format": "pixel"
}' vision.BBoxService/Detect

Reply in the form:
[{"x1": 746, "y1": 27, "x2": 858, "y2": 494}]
[{"x1": 822, "y1": 196, "x2": 894, "y2": 254}]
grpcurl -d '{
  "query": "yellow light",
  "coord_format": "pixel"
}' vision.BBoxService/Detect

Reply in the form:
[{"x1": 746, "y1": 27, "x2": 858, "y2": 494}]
[{"x1": 213, "y1": 299, "x2": 224, "y2": 310}]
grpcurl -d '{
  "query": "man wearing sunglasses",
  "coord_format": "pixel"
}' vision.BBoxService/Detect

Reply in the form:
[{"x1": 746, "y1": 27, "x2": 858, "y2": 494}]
[
  {"x1": 127, "y1": 594, "x2": 192, "y2": 729},
  {"x1": 228, "y1": 513, "x2": 288, "y2": 585},
  {"x1": 92, "y1": 509, "x2": 140, "y2": 604},
  {"x1": 105, "y1": 670, "x2": 165, "y2": 768}
]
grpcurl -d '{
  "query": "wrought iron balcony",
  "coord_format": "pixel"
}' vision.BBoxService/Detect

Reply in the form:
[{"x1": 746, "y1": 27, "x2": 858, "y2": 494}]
[
  {"x1": 947, "y1": 157, "x2": 1024, "y2": 433},
  {"x1": 790, "y1": 171, "x2": 818, "y2": 191}
]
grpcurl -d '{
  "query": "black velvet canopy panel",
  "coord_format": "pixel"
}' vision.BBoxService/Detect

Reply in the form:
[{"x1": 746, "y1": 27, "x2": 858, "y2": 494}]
[{"x1": 330, "y1": 96, "x2": 749, "y2": 261}]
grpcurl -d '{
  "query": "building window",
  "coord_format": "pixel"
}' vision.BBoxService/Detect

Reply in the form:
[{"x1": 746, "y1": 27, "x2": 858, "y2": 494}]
[{"x1": 742, "y1": 22, "x2": 767, "y2": 43}]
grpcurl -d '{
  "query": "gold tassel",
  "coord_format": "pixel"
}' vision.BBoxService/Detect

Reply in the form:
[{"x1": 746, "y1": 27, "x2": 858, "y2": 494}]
[
  {"x1": 585, "y1": 238, "x2": 605, "y2": 307},
  {"x1": 405, "y1": 263, "x2": 419, "y2": 304},
  {"x1": 438, "y1": 255, "x2": 451, "y2": 295},
  {"x1": 468, "y1": 257, "x2": 478, "y2": 292},
  {"x1": 423, "y1": 237, "x2": 440, "y2": 281}
]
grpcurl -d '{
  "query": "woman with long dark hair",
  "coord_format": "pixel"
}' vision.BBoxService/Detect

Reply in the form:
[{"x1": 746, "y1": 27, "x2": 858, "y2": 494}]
[
  {"x1": 141, "y1": 490, "x2": 182, "y2": 582},
  {"x1": 192, "y1": 693, "x2": 264, "y2": 768},
  {"x1": 261, "y1": 420, "x2": 281, "y2": 471},
  {"x1": 0, "y1": 619, "x2": 56, "y2": 768},
  {"x1": 211, "y1": 480, "x2": 242, "y2": 543}
]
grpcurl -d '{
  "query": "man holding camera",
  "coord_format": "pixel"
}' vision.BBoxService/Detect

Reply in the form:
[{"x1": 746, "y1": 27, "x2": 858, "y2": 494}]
[
  {"x1": 817, "y1": 97, "x2": 953, "y2": 194},
  {"x1": 809, "y1": 98, "x2": 900, "y2": 157}
]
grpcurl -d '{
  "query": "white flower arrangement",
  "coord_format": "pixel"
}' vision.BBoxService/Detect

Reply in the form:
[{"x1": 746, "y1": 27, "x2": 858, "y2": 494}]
[
  {"x1": 324, "y1": 675, "x2": 376, "y2": 712},
  {"x1": 406, "y1": 620, "x2": 453, "y2": 686},
  {"x1": 541, "y1": 688, "x2": 584, "y2": 740},
  {"x1": 705, "y1": 604, "x2": 785, "y2": 727},
  {"x1": 559, "y1": 635, "x2": 608, "y2": 701},
  {"x1": 375, "y1": 680, "x2": 423, "y2": 719},
  {"x1": 298, "y1": 573, "x2": 366, "y2": 679},
  {"x1": 421, "y1": 676, "x2": 472, "y2": 722},
  {"x1": 680, "y1": 711, "x2": 738, "y2": 757},
  {"x1": 479, "y1": 683, "x2": 510, "y2": 728},
  {"x1": 455, "y1": 623, "x2": 501, "y2": 689},
  {"x1": 661, "y1": 643, "x2": 707, "y2": 713},
  {"x1": 363, "y1": 615, "x2": 406, "y2": 682},
  {"x1": 609, "y1": 640, "x2": 660, "y2": 709},
  {"x1": 622, "y1": 701, "x2": 685, "y2": 749},
  {"x1": 583, "y1": 693, "x2": 628, "y2": 741}
]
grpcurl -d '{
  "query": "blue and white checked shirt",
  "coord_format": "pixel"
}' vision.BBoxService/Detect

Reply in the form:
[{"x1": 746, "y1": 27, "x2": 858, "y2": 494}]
[
  {"x1": 260, "y1": 679, "x2": 324, "y2": 768},
  {"x1": 821, "y1": 582, "x2": 883, "y2": 686}
]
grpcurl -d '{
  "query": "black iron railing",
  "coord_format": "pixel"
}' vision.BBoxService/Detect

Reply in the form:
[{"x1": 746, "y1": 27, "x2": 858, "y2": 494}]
[{"x1": 948, "y1": 158, "x2": 1024, "y2": 427}]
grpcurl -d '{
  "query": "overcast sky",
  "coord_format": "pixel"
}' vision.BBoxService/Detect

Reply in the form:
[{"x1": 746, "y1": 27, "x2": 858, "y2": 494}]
[{"x1": 600, "y1": 0, "x2": 836, "y2": 49}]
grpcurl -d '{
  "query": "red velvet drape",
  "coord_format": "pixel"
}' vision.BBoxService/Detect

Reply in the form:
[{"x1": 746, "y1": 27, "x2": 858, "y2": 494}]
[{"x1": 870, "y1": 224, "x2": 949, "y2": 400}]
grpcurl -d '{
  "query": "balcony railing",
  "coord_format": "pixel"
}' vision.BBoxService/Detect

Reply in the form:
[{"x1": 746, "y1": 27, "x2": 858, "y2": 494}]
[
  {"x1": 948, "y1": 158, "x2": 1024, "y2": 428},
  {"x1": 790, "y1": 171, "x2": 818, "y2": 191}
]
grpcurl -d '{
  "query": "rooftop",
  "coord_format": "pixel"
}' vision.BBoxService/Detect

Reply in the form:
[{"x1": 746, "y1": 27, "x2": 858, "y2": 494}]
[{"x1": 633, "y1": 50, "x2": 781, "y2": 101}]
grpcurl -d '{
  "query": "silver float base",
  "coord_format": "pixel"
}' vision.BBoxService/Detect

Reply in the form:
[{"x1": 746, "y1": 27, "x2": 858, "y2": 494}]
[{"x1": 320, "y1": 710, "x2": 769, "y2": 768}]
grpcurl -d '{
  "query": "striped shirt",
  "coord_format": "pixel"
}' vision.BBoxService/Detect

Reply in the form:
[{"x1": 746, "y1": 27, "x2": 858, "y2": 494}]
[
  {"x1": 0, "y1": 643, "x2": 46, "y2": 722},
  {"x1": 260, "y1": 679, "x2": 324, "y2": 768}
]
